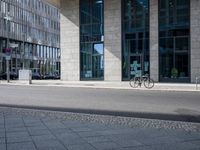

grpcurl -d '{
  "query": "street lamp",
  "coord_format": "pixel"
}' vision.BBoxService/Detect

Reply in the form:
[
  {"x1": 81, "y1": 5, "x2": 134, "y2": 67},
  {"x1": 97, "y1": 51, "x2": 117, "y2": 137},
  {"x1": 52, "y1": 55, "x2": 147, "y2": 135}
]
[
  {"x1": 4, "y1": 14, "x2": 12, "y2": 83},
  {"x1": 22, "y1": 32, "x2": 26, "y2": 70}
]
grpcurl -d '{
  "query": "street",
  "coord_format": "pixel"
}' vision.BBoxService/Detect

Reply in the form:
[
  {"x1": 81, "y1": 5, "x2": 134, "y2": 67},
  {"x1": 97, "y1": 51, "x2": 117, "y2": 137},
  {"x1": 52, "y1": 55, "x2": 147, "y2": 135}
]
[{"x1": 0, "y1": 84, "x2": 199, "y2": 122}]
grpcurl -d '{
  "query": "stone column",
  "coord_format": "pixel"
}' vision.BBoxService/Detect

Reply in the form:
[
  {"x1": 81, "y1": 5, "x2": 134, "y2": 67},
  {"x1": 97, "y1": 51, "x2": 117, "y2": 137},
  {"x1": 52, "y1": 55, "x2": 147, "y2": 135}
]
[
  {"x1": 60, "y1": 0, "x2": 80, "y2": 81},
  {"x1": 191, "y1": 0, "x2": 200, "y2": 83},
  {"x1": 149, "y1": 0, "x2": 159, "y2": 82},
  {"x1": 104, "y1": 0, "x2": 122, "y2": 81}
]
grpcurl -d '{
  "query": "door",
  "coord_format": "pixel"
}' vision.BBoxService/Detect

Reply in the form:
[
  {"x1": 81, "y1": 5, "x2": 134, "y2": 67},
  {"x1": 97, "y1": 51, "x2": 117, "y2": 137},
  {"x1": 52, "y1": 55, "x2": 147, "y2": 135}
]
[{"x1": 92, "y1": 43, "x2": 104, "y2": 79}]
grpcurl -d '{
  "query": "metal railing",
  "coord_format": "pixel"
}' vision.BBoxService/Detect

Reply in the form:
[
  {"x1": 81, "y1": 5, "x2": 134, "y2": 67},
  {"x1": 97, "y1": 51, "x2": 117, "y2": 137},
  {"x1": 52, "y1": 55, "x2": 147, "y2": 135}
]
[{"x1": 196, "y1": 76, "x2": 200, "y2": 90}]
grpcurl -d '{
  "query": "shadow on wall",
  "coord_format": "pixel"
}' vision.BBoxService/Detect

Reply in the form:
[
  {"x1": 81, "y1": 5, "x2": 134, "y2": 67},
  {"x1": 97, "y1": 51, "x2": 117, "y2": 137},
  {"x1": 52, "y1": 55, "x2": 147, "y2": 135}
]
[{"x1": 60, "y1": 0, "x2": 79, "y2": 27}]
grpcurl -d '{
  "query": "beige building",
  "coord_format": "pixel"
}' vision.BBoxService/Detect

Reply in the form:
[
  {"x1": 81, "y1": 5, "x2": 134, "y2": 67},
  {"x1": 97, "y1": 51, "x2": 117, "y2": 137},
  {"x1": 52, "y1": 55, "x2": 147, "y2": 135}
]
[{"x1": 48, "y1": 0, "x2": 200, "y2": 83}]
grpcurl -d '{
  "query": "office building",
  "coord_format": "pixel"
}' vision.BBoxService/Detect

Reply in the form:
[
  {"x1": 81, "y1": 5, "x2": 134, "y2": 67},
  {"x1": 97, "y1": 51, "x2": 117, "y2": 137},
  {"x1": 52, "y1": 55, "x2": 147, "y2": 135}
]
[
  {"x1": 0, "y1": 0, "x2": 60, "y2": 78},
  {"x1": 59, "y1": 0, "x2": 200, "y2": 83}
]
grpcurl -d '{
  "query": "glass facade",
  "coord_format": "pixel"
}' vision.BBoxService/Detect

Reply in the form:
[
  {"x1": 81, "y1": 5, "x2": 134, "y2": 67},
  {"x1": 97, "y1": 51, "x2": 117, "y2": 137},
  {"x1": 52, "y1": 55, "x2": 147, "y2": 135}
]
[
  {"x1": 80, "y1": 0, "x2": 104, "y2": 80},
  {"x1": 122, "y1": 0, "x2": 149, "y2": 80},
  {"x1": 159, "y1": 0, "x2": 190, "y2": 82},
  {"x1": 0, "y1": 0, "x2": 60, "y2": 78}
]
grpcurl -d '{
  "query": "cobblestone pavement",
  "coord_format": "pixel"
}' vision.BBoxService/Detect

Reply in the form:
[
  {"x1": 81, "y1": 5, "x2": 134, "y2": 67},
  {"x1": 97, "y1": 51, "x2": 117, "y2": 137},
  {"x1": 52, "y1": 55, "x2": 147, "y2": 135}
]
[{"x1": 0, "y1": 107, "x2": 200, "y2": 150}]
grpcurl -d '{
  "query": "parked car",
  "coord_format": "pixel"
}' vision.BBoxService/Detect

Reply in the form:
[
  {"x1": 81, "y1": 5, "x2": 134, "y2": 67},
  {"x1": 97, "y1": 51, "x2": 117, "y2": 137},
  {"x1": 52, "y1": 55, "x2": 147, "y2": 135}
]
[
  {"x1": 32, "y1": 72, "x2": 41, "y2": 80},
  {"x1": 0, "y1": 72, "x2": 18, "y2": 80},
  {"x1": 43, "y1": 74, "x2": 55, "y2": 80},
  {"x1": 54, "y1": 74, "x2": 60, "y2": 80}
]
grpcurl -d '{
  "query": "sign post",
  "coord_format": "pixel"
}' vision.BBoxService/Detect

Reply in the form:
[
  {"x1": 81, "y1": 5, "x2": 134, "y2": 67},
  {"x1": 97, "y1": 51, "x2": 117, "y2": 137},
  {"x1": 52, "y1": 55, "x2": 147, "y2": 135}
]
[{"x1": 5, "y1": 48, "x2": 12, "y2": 83}]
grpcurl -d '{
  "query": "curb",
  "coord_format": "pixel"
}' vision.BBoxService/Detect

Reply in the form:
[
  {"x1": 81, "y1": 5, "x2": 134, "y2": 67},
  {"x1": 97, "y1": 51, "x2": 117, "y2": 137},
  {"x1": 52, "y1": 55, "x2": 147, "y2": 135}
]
[
  {"x1": 0, "y1": 82, "x2": 199, "y2": 92},
  {"x1": 0, "y1": 104, "x2": 200, "y2": 123}
]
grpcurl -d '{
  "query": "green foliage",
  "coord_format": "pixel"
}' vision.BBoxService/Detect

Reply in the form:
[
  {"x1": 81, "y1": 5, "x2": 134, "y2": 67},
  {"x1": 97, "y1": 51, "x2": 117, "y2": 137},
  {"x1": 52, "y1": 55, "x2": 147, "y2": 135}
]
[{"x1": 171, "y1": 68, "x2": 178, "y2": 78}]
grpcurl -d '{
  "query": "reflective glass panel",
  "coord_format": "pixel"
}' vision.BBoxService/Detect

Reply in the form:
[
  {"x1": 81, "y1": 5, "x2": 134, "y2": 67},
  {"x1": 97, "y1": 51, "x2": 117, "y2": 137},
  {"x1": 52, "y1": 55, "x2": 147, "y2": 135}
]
[
  {"x1": 159, "y1": 0, "x2": 190, "y2": 82},
  {"x1": 80, "y1": 0, "x2": 104, "y2": 80},
  {"x1": 122, "y1": 0, "x2": 149, "y2": 80}
]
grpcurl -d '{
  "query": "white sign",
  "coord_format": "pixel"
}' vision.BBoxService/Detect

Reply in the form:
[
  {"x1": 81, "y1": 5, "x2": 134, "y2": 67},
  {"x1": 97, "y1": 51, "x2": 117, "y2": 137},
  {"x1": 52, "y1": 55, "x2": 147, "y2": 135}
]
[
  {"x1": 9, "y1": 43, "x2": 19, "y2": 48},
  {"x1": 5, "y1": 56, "x2": 11, "y2": 60},
  {"x1": 19, "y1": 70, "x2": 32, "y2": 80}
]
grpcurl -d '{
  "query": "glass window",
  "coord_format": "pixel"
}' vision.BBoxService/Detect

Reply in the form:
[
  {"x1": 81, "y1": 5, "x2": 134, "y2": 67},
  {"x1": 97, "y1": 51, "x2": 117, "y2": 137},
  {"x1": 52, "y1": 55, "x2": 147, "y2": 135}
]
[
  {"x1": 80, "y1": 0, "x2": 104, "y2": 80},
  {"x1": 159, "y1": 0, "x2": 190, "y2": 82},
  {"x1": 122, "y1": 0, "x2": 149, "y2": 80}
]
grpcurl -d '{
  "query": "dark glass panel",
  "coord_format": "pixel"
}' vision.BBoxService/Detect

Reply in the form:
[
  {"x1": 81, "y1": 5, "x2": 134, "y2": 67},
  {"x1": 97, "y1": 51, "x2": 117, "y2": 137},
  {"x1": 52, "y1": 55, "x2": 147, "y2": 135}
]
[
  {"x1": 175, "y1": 37, "x2": 189, "y2": 51},
  {"x1": 175, "y1": 53, "x2": 188, "y2": 77},
  {"x1": 80, "y1": 0, "x2": 104, "y2": 80},
  {"x1": 160, "y1": 53, "x2": 173, "y2": 78},
  {"x1": 159, "y1": 0, "x2": 190, "y2": 82},
  {"x1": 122, "y1": 0, "x2": 149, "y2": 80}
]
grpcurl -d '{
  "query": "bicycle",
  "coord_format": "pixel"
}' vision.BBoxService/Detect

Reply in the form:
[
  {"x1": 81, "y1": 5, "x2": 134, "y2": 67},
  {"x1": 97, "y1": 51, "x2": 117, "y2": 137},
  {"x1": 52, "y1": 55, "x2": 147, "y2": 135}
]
[{"x1": 129, "y1": 74, "x2": 154, "y2": 89}]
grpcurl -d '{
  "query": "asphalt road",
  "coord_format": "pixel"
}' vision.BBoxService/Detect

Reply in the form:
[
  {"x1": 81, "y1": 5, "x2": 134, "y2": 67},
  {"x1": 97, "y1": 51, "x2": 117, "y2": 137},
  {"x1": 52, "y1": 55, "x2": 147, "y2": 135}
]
[{"x1": 0, "y1": 85, "x2": 200, "y2": 122}]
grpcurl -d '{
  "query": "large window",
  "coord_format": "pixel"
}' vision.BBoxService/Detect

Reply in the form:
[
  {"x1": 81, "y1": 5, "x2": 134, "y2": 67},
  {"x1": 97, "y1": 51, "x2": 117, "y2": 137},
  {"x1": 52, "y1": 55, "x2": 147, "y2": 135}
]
[
  {"x1": 80, "y1": 0, "x2": 104, "y2": 80},
  {"x1": 159, "y1": 0, "x2": 190, "y2": 82},
  {"x1": 122, "y1": 0, "x2": 149, "y2": 80}
]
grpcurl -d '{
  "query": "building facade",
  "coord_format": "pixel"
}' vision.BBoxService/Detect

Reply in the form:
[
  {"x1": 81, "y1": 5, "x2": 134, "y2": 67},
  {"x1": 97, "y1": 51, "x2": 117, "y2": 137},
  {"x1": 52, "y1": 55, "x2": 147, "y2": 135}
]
[
  {"x1": 60, "y1": 0, "x2": 200, "y2": 83},
  {"x1": 0, "y1": 0, "x2": 60, "y2": 77}
]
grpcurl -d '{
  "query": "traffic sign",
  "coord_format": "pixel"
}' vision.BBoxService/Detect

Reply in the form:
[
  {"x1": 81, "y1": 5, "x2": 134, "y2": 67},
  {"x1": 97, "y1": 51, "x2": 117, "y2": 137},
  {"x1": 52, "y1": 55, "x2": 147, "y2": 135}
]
[{"x1": 6, "y1": 55, "x2": 11, "y2": 60}]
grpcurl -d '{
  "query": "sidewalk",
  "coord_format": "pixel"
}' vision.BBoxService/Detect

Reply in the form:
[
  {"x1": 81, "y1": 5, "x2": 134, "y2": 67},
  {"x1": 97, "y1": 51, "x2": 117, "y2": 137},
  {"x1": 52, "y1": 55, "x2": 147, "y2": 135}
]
[
  {"x1": 0, "y1": 80, "x2": 199, "y2": 92},
  {"x1": 0, "y1": 107, "x2": 200, "y2": 150}
]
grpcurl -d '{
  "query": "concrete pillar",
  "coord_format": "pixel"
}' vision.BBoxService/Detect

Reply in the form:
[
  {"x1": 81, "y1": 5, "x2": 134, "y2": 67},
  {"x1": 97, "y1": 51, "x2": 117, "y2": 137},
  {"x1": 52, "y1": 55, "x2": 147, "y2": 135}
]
[
  {"x1": 191, "y1": 0, "x2": 200, "y2": 83},
  {"x1": 149, "y1": 0, "x2": 159, "y2": 82},
  {"x1": 60, "y1": 0, "x2": 79, "y2": 81},
  {"x1": 104, "y1": 0, "x2": 122, "y2": 81}
]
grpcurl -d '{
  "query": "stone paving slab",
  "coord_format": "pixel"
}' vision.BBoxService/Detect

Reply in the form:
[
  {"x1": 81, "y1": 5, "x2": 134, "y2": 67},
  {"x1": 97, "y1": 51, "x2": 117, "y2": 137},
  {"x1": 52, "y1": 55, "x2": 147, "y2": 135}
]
[{"x1": 0, "y1": 107, "x2": 200, "y2": 150}]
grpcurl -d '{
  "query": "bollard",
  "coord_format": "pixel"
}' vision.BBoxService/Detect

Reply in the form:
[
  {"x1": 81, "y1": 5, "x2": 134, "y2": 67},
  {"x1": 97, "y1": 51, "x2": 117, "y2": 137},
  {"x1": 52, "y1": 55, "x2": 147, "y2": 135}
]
[{"x1": 196, "y1": 77, "x2": 199, "y2": 90}]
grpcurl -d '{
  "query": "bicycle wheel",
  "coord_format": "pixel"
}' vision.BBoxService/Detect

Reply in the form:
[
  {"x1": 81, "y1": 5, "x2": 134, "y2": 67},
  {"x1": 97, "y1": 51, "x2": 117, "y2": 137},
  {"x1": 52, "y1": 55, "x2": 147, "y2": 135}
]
[
  {"x1": 144, "y1": 78, "x2": 154, "y2": 89},
  {"x1": 129, "y1": 77, "x2": 140, "y2": 88}
]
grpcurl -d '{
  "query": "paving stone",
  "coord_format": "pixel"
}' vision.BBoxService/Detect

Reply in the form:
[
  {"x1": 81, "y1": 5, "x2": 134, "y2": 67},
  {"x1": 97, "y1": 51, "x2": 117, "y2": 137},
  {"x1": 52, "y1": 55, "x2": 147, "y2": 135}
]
[
  {"x1": 7, "y1": 142, "x2": 36, "y2": 150},
  {"x1": 62, "y1": 121, "x2": 89, "y2": 128},
  {"x1": 71, "y1": 127, "x2": 93, "y2": 132},
  {"x1": 35, "y1": 140, "x2": 66, "y2": 150},
  {"x1": 24, "y1": 121, "x2": 44, "y2": 127},
  {"x1": 7, "y1": 131, "x2": 29, "y2": 138},
  {"x1": 0, "y1": 144, "x2": 6, "y2": 150},
  {"x1": 6, "y1": 123, "x2": 25, "y2": 128},
  {"x1": 44, "y1": 121, "x2": 66, "y2": 129},
  {"x1": 50, "y1": 128, "x2": 73, "y2": 135},
  {"x1": 91, "y1": 141, "x2": 120, "y2": 150},
  {"x1": 77, "y1": 131, "x2": 104, "y2": 138},
  {"x1": 7, "y1": 136, "x2": 32, "y2": 143},
  {"x1": 188, "y1": 140, "x2": 200, "y2": 147},
  {"x1": 61, "y1": 137, "x2": 86, "y2": 146},
  {"x1": 115, "y1": 139, "x2": 143, "y2": 147},
  {"x1": 32, "y1": 134, "x2": 56, "y2": 142},
  {"x1": 67, "y1": 143, "x2": 96, "y2": 150},
  {"x1": 27, "y1": 125, "x2": 47, "y2": 131},
  {"x1": 138, "y1": 136, "x2": 183, "y2": 146},
  {"x1": 84, "y1": 136, "x2": 112, "y2": 143},
  {"x1": 0, "y1": 138, "x2": 5, "y2": 144},
  {"x1": 56, "y1": 132, "x2": 80, "y2": 140},
  {"x1": 6, "y1": 127, "x2": 27, "y2": 133},
  {"x1": 28, "y1": 129, "x2": 52, "y2": 136},
  {"x1": 172, "y1": 132, "x2": 200, "y2": 141},
  {"x1": 0, "y1": 132, "x2": 5, "y2": 138}
]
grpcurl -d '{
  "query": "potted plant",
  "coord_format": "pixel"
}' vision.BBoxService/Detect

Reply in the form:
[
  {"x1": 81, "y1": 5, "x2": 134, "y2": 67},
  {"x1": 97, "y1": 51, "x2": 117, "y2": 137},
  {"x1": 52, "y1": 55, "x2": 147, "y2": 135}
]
[{"x1": 171, "y1": 68, "x2": 178, "y2": 78}]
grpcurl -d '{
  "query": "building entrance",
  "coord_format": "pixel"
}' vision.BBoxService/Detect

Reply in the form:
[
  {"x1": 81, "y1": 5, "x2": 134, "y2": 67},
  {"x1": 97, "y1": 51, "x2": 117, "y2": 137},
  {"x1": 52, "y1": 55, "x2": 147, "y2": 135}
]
[
  {"x1": 122, "y1": 0, "x2": 149, "y2": 81},
  {"x1": 123, "y1": 34, "x2": 149, "y2": 80}
]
